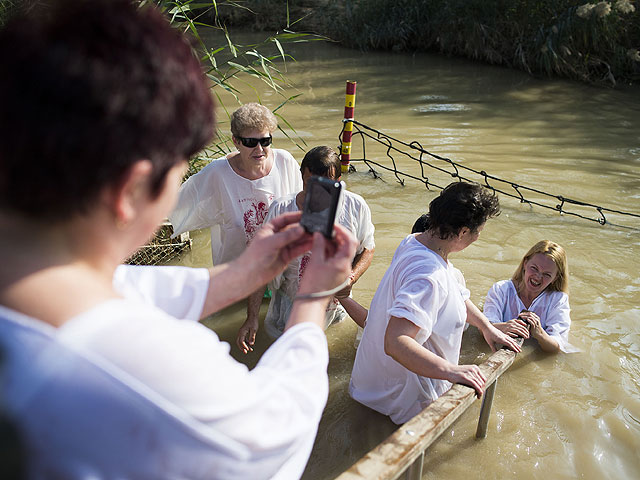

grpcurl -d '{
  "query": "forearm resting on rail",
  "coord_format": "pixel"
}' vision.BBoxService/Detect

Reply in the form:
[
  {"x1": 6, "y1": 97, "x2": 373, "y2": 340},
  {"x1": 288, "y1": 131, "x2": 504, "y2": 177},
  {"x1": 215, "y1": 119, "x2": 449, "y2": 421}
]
[{"x1": 384, "y1": 316, "x2": 486, "y2": 397}]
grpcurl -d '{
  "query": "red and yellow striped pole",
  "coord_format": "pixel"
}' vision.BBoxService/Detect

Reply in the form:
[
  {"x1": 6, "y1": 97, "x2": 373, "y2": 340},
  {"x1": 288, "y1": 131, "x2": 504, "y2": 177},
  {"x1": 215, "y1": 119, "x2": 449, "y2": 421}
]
[{"x1": 340, "y1": 81, "x2": 357, "y2": 173}]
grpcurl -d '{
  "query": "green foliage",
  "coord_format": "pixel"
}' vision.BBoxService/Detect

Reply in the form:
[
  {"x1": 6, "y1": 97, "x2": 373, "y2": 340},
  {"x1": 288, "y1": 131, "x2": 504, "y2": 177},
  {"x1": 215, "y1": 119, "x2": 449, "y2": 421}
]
[
  {"x1": 0, "y1": 0, "x2": 44, "y2": 28},
  {"x1": 328, "y1": 0, "x2": 640, "y2": 86},
  {"x1": 208, "y1": 0, "x2": 311, "y2": 30},
  {"x1": 0, "y1": 0, "x2": 18, "y2": 27},
  {"x1": 150, "y1": 1, "x2": 320, "y2": 170}
]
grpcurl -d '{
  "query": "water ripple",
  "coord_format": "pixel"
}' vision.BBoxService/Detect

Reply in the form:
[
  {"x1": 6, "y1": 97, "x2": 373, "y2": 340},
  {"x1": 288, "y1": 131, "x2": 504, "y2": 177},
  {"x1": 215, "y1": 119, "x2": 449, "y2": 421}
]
[
  {"x1": 413, "y1": 103, "x2": 470, "y2": 113},
  {"x1": 621, "y1": 406, "x2": 640, "y2": 432},
  {"x1": 418, "y1": 94, "x2": 448, "y2": 101}
]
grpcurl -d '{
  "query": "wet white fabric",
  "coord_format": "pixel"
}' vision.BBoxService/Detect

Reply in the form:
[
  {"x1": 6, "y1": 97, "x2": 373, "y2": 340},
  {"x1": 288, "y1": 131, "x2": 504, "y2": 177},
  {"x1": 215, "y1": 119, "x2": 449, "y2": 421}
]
[
  {"x1": 264, "y1": 189, "x2": 375, "y2": 338},
  {"x1": 169, "y1": 149, "x2": 302, "y2": 265},
  {"x1": 112, "y1": 264, "x2": 209, "y2": 320},
  {"x1": 483, "y1": 279, "x2": 578, "y2": 353},
  {"x1": 349, "y1": 235, "x2": 470, "y2": 424},
  {"x1": 0, "y1": 265, "x2": 328, "y2": 479}
]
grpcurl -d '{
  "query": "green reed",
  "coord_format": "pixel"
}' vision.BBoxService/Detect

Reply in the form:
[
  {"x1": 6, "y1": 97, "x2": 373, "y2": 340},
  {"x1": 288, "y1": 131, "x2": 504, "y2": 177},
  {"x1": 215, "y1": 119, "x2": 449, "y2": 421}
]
[
  {"x1": 324, "y1": 0, "x2": 639, "y2": 87},
  {"x1": 150, "y1": 1, "x2": 323, "y2": 173}
]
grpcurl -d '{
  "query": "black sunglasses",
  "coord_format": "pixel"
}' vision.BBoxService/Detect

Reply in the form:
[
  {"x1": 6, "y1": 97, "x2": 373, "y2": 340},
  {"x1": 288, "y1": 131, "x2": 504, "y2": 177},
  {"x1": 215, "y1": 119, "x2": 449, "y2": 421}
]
[{"x1": 236, "y1": 135, "x2": 272, "y2": 148}]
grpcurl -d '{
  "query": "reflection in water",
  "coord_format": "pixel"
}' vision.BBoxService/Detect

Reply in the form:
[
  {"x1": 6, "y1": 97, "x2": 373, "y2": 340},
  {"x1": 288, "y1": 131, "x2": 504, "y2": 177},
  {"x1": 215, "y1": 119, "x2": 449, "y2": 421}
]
[
  {"x1": 413, "y1": 103, "x2": 471, "y2": 112},
  {"x1": 173, "y1": 37, "x2": 640, "y2": 480}
]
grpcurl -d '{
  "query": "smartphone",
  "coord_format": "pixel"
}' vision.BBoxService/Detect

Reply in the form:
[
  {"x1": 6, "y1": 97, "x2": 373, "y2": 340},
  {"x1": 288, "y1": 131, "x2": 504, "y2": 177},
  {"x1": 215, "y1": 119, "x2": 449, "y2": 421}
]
[{"x1": 300, "y1": 176, "x2": 342, "y2": 238}]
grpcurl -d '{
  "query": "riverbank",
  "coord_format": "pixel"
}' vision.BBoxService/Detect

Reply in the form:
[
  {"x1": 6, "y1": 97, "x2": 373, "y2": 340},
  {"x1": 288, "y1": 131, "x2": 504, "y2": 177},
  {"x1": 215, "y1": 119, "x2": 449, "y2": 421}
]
[{"x1": 214, "y1": 0, "x2": 640, "y2": 87}]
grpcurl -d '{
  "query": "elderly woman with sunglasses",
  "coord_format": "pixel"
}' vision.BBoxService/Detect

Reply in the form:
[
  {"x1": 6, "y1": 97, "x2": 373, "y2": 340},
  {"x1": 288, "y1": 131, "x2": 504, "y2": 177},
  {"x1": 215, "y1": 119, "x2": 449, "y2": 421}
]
[{"x1": 170, "y1": 103, "x2": 302, "y2": 267}]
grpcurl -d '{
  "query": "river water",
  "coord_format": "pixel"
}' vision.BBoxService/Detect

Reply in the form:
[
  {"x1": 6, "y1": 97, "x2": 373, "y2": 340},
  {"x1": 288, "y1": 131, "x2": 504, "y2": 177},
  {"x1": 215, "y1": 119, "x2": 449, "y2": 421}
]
[{"x1": 171, "y1": 37, "x2": 640, "y2": 479}]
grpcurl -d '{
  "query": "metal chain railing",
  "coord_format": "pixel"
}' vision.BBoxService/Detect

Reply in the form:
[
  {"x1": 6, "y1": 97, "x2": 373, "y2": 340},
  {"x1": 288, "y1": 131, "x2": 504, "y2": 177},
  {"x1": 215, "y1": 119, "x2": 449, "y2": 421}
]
[
  {"x1": 339, "y1": 119, "x2": 640, "y2": 230},
  {"x1": 126, "y1": 222, "x2": 191, "y2": 266}
]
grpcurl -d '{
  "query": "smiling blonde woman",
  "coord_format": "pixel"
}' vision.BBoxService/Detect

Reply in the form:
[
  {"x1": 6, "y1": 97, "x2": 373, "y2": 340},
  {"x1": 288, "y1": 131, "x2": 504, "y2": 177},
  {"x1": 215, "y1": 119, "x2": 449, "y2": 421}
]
[{"x1": 483, "y1": 240, "x2": 578, "y2": 353}]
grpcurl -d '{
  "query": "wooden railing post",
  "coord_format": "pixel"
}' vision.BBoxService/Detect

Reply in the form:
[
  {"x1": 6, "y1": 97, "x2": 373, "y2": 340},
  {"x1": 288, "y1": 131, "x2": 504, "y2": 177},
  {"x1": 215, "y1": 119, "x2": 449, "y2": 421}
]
[{"x1": 475, "y1": 378, "x2": 497, "y2": 439}]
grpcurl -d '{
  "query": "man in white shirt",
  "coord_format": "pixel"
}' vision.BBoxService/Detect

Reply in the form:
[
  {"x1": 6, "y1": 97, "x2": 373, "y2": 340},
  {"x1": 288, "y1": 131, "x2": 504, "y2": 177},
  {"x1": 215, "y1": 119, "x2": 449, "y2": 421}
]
[{"x1": 236, "y1": 146, "x2": 375, "y2": 352}]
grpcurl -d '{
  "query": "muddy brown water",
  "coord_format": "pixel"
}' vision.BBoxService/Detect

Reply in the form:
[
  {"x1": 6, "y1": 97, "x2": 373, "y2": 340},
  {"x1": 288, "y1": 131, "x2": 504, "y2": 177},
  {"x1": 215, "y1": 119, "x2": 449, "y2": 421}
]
[{"x1": 169, "y1": 37, "x2": 640, "y2": 480}]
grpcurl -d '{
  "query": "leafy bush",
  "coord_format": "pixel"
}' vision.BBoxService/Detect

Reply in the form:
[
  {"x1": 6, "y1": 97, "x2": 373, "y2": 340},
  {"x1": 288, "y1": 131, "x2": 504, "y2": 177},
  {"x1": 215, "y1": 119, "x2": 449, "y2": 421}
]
[
  {"x1": 326, "y1": 0, "x2": 640, "y2": 86},
  {"x1": 150, "y1": 0, "x2": 318, "y2": 167}
]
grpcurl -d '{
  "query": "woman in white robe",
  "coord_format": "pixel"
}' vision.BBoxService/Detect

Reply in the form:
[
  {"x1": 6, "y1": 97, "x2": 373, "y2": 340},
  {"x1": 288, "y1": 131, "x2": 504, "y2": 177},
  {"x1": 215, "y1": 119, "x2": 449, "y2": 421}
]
[
  {"x1": 483, "y1": 240, "x2": 578, "y2": 353},
  {"x1": 349, "y1": 182, "x2": 521, "y2": 424},
  {"x1": 0, "y1": 2, "x2": 356, "y2": 478}
]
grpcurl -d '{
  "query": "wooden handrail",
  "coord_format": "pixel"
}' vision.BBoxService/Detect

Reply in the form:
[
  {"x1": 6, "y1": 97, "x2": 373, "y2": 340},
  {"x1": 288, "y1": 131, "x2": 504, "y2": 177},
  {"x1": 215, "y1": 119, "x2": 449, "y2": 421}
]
[{"x1": 335, "y1": 338, "x2": 524, "y2": 480}]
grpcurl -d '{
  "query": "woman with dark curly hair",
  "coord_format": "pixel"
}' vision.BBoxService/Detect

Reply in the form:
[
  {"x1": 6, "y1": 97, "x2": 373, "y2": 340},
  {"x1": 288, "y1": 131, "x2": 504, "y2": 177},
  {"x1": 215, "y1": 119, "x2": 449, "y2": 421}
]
[{"x1": 349, "y1": 182, "x2": 521, "y2": 424}]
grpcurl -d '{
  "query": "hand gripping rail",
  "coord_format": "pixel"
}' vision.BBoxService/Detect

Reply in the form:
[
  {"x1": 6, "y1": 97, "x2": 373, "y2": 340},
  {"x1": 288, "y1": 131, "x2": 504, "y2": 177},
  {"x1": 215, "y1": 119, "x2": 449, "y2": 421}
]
[{"x1": 334, "y1": 337, "x2": 525, "y2": 480}]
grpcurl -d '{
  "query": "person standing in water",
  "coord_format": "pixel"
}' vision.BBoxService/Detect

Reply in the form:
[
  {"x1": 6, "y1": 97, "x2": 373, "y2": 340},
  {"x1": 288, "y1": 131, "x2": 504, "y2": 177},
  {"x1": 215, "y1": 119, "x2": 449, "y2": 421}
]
[
  {"x1": 236, "y1": 146, "x2": 375, "y2": 351},
  {"x1": 349, "y1": 182, "x2": 521, "y2": 424},
  {"x1": 483, "y1": 240, "x2": 577, "y2": 353},
  {"x1": 169, "y1": 102, "x2": 303, "y2": 324}
]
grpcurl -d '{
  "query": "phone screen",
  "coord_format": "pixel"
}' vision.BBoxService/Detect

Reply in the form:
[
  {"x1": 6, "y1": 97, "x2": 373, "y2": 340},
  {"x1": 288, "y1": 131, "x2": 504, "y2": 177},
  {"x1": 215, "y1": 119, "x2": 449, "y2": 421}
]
[{"x1": 300, "y1": 176, "x2": 342, "y2": 238}]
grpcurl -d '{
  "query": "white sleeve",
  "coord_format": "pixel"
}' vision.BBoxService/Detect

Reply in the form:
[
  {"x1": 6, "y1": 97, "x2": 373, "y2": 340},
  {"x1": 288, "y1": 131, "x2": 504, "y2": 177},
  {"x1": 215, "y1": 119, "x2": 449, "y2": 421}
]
[
  {"x1": 483, "y1": 282, "x2": 506, "y2": 323},
  {"x1": 452, "y1": 267, "x2": 470, "y2": 301},
  {"x1": 283, "y1": 150, "x2": 303, "y2": 192},
  {"x1": 459, "y1": 284, "x2": 470, "y2": 302},
  {"x1": 75, "y1": 305, "x2": 328, "y2": 479},
  {"x1": 113, "y1": 265, "x2": 210, "y2": 320},
  {"x1": 157, "y1": 321, "x2": 329, "y2": 480},
  {"x1": 388, "y1": 272, "x2": 439, "y2": 337},
  {"x1": 237, "y1": 323, "x2": 329, "y2": 479},
  {"x1": 543, "y1": 293, "x2": 578, "y2": 353},
  {"x1": 168, "y1": 162, "x2": 222, "y2": 236},
  {"x1": 356, "y1": 200, "x2": 375, "y2": 253}
]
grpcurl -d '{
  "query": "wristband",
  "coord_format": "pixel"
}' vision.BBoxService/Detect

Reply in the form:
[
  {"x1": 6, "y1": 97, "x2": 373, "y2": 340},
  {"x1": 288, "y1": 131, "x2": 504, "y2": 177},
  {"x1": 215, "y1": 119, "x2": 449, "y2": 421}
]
[{"x1": 294, "y1": 277, "x2": 351, "y2": 301}]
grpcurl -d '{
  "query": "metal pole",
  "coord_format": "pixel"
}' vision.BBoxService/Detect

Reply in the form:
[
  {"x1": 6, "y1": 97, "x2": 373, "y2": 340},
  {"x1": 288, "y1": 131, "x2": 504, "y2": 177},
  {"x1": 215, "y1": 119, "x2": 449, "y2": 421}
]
[
  {"x1": 475, "y1": 378, "x2": 497, "y2": 439},
  {"x1": 340, "y1": 81, "x2": 356, "y2": 173}
]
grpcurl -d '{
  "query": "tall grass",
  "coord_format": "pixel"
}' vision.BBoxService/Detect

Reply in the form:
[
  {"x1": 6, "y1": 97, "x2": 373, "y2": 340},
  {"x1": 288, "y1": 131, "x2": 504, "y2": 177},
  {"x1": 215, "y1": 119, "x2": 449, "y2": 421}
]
[
  {"x1": 148, "y1": 1, "x2": 323, "y2": 173},
  {"x1": 326, "y1": 0, "x2": 640, "y2": 86},
  {"x1": 0, "y1": 0, "x2": 45, "y2": 27},
  {"x1": 0, "y1": 0, "x2": 18, "y2": 27}
]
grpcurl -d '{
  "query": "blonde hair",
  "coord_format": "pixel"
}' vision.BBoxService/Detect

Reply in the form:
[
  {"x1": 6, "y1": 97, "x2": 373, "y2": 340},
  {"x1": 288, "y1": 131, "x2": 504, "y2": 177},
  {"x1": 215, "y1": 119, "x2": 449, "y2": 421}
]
[
  {"x1": 230, "y1": 102, "x2": 277, "y2": 137},
  {"x1": 512, "y1": 240, "x2": 569, "y2": 294}
]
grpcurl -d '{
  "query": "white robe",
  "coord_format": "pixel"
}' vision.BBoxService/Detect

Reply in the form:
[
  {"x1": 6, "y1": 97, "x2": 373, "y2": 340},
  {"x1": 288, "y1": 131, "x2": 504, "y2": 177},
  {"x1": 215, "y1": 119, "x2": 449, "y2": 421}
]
[
  {"x1": 169, "y1": 149, "x2": 302, "y2": 264},
  {"x1": 349, "y1": 235, "x2": 470, "y2": 424},
  {"x1": 483, "y1": 279, "x2": 578, "y2": 353},
  {"x1": 264, "y1": 189, "x2": 375, "y2": 338},
  {"x1": 0, "y1": 265, "x2": 328, "y2": 479}
]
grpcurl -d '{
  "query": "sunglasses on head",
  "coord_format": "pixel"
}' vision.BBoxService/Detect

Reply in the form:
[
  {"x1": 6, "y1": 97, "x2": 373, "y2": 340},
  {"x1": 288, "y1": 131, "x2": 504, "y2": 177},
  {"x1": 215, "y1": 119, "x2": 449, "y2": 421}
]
[{"x1": 236, "y1": 135, "x2": 273, "y2": 148}]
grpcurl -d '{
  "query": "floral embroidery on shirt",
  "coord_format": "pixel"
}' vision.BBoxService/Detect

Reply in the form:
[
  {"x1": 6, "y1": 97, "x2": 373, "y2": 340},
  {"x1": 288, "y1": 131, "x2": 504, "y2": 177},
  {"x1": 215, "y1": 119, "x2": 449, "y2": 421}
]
[{"x1": 243, "y1": 200, "x2": 268, "y2": 242}]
